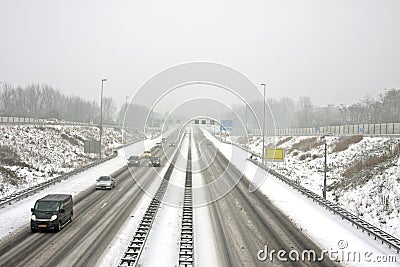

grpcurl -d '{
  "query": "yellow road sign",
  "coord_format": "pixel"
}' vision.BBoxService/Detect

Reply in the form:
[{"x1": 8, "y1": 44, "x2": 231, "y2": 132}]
[{"x1": 266, "y1": 148, "x2": 285, "y2": 162}]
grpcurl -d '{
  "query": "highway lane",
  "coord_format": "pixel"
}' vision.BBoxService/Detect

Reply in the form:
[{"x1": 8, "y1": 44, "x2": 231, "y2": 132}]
[
  {"x1": 0, "y1": 132, "x2": 180, "y2": 267},
  {"x1": 193, "y1": 127, "x2": 336, "y2": 266}
]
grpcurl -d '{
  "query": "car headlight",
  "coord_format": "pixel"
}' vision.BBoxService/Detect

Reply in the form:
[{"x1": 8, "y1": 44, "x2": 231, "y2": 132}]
[
  {"x1": 50, "y1": 215, "x2": 58, "y2": 221},
  {"x1": 31, "y1": 215, "x2": 37, "y2": 221}
]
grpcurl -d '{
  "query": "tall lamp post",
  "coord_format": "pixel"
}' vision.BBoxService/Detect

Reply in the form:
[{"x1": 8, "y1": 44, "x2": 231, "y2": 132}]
[
  {"x1": 124, "y1": 96, "x2": 129, "y2": 144},
  {"x1": 261, "y1": 83, "x2": 266, "y2": 165},
  {"x1": 219, "y1": 103, "x2": 223, "y2": 141},
  {"x1": 244, "y1": 100, "x2": 248, "y2": 148},
  {"x1": 321, "y1": 135, "x2": 328, "y2": 199},
  {"x1": 99, "y1": 78, "x2": 107, "y2": 159},
  {"x1": 324, "y1": 142, "x2": 327, "y2": 199},
  {"x1": 245, "y1": 101, "x2": 248, "y2": 134}
]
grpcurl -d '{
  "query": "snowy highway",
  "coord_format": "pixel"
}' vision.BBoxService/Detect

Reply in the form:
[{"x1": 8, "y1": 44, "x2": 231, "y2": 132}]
[
  {"x1": 2, "y1": 1, "x2": 400, "y2": 265},
  {"x1": 0, "y1": 125, "x2": 398, "y2": 266}
]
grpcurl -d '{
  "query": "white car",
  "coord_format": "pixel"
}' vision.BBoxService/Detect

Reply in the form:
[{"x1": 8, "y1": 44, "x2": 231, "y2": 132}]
[
  {"x1": 96, "y1": 176, "x2": 115, "y2": 190},
  {"x1": 46, "y1": 118, "x2": 59, "y2": 124}
]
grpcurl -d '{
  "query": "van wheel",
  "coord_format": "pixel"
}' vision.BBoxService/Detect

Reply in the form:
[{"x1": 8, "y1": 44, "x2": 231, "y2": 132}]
[{"x1": 55, "y1": 221, "x2": 61, "y2": 232}]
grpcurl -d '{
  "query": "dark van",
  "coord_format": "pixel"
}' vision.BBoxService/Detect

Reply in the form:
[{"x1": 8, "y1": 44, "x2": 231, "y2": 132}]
[{"x1": 30, "y1": 194, "x2": 73, "y2": 232}]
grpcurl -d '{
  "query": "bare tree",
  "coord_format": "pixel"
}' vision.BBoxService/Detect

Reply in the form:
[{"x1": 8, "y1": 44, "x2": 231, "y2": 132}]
[
  {"x1": 102, "y1": 97, "x2": 116, "y2": 124},
  {"x1": 279, "y1": 97, "x2": 295, "y2": 128},
  {"x1": 296, "y1": 96, "x2": 313, "y2": 127},
  {"x1": 0, "y1": 83, "x2": 16, "y2": 116}
]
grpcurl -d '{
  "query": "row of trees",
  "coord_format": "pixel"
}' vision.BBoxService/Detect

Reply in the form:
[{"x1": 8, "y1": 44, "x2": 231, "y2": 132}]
[
  {"x1": 340, "y1": 89, "x2": 400, "y2": 125},
  {"x1": 1, "y1": 83, "x2": 398, "y2": 129},
  {"x1": 311, "y1": 89, "x2": 400, "y2": 126},
  {"x1": 0, "y1": 83, "x2": 117, "y2": 124},
  {"x1": 0, "y1": 83, "x2": 158, "y2": 127},
  {"x1": 230, "y1": 88, "x2": 400, "y2": 130}
]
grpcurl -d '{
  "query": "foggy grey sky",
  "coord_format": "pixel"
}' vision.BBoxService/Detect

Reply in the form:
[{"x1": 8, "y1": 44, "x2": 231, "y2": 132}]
[{"x1": 1, "y1": 0, "x2": 399, "y2": 109}]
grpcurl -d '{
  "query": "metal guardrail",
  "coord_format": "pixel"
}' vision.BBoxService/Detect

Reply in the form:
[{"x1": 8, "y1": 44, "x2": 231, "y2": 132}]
[
  {"x1": 213, "y1": 134, "x2": 400, "y2": 253},
  {"x1": 0, "y1": 137, "x2": 144, "y2": 208},
  {"x1": 178, "y1": 134, "x2": 194, "y2": 267},
  {"x1": 118, "y1": 134, "x2": 184, "y2": 267}
]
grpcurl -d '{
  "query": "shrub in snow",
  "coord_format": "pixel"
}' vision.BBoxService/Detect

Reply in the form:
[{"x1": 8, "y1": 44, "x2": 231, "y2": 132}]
[
  {"x1": 332, "y1": 135, "x2": 363, "y2": 153},
  {"x1": 397, "y1": 157, "x2": 400, "y2": 180}
]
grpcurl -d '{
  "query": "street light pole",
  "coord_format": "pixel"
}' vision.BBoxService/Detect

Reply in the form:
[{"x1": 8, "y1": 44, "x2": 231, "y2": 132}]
[
  {"x1": 124, "y1": 96, "x2": 129, "y2": 144},
  {"x1": 320, "y1": 135, "x2": 328, "y2": 199},
  {"x1": 323, "y1": 142, "x2": 327, "y2": 199},
  {"x1": 245, "y1": 101, "x2": 248, "y2": 134},
  {"x1": 261, "y1": 83, "x2": 266, "y2": 165},
  {"x1": 99, "y1": 78, "x2": 107, "y2": 159},
  {"x1": 245, "y1": 101, "x2": 248, "y2": 148},
  {"x1": 219, "y1": 103, "x2": 223, "y2": 141}
]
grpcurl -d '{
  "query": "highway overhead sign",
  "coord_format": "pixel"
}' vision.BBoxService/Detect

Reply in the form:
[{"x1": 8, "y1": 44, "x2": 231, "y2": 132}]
[{"x1": 220, "y1": 120, "x2": 233, "y2": 131}]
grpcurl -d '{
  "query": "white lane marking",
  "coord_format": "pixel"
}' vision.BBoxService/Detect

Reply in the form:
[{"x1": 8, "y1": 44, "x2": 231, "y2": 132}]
[
  {"x1": 100, "y1": 202, "x2": 108, "y2": 209},
  {"x1": 118, "y1": 187, "x2": 124, "y2": 192}
]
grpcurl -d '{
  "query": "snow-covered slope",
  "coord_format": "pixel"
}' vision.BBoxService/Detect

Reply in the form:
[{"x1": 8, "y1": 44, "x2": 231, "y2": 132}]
[
  {"x1": 234, "y1": 134, "x2": 400, "y2": 239},
  {"x1": 204, "y1": 129, "x2": 399, "y2": 266},
  {"x1": 0, "y1": 125, "x2": 126, "y2": 198}
]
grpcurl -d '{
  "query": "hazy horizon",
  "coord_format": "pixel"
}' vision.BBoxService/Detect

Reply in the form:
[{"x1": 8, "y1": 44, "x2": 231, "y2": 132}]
[{"x1": 1, "y1": 0, "x2": 399, "y2": 111}]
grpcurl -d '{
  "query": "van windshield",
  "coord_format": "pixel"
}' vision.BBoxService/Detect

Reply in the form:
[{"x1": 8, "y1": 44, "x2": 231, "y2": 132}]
[{"x1": 35, "y1": 201, "x2": 61, "y2": 212}]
